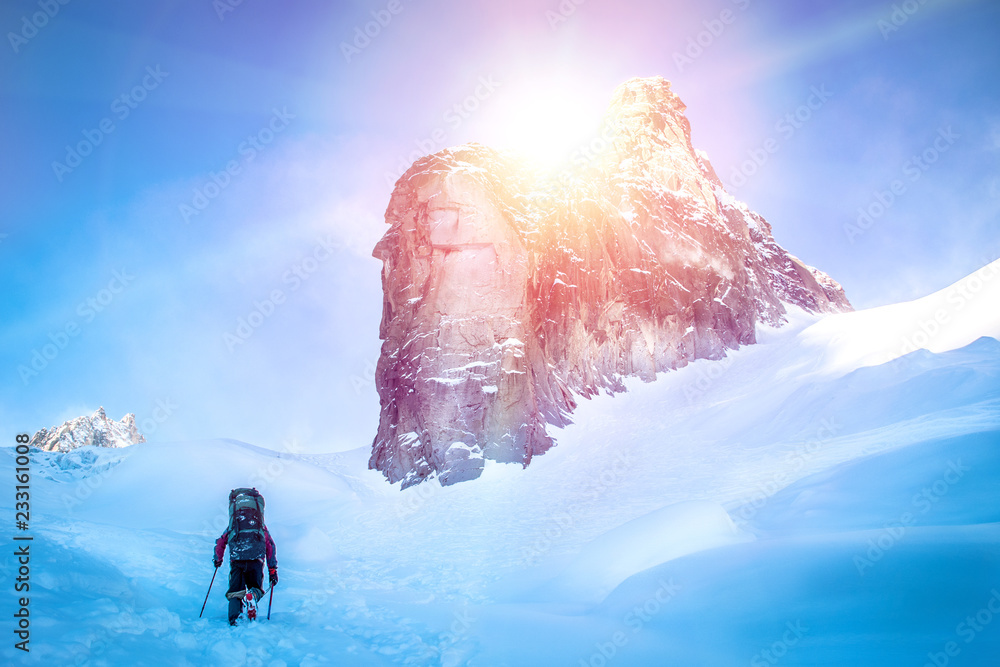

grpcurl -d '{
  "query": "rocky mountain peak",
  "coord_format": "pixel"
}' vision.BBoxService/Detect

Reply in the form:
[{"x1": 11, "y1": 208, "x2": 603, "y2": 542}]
[
  {"x1": 30, "y1": 407, "x2": 146, "y2": 453},
  {"x1": 370, "y1": 77, "x2": 851, "y2": 488},
  {"x1": 605, "y1": 77, "x2": 688, "y2": 141}
]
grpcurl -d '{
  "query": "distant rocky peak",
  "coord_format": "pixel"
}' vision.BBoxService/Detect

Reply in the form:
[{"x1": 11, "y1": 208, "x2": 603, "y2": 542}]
[{"x1": 30, "y1": 407, "x2": 146, "y2": 453}]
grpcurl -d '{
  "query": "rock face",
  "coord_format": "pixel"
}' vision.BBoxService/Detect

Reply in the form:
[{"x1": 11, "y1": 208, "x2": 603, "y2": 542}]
[
  {"x1": 371, "y1": 77, "x2": 851, "y2": 487},
  {"x1": 30, "y1": 407, "x2": 146, "y2": 452}
]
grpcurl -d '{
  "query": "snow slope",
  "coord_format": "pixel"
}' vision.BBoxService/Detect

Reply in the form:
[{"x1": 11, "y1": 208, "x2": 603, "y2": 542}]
[{"x1": 2, "y1": 260, "x2": 999, "y2": 666}]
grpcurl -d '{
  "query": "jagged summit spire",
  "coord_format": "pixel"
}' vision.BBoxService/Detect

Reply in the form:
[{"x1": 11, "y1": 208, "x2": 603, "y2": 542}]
[{"x1": 608, "y1": 77, "x2": 684, "y2": 112}]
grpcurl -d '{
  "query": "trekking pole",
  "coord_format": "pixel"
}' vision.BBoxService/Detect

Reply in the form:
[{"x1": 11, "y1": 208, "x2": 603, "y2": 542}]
[
  {"x1": 199, "y1": 567, "x2": 219, "y2": 618},
  {"x1": 267, "y1": 584, "x2": 274, "y2": 620}
]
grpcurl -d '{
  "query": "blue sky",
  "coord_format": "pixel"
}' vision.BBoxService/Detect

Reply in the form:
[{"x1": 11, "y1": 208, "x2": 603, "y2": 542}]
[{"x1": 1, "y1": 0, "x2": 998, "y2": 451}]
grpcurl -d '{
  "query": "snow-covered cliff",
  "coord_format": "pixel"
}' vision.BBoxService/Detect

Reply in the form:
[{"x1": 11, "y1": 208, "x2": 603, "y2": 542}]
[{"x1": 371, "y1": 77, "x2": 851, "y2": 487}]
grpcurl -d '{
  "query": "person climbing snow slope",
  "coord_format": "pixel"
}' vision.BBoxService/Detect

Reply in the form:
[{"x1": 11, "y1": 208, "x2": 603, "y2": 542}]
[{"x1": 213, "y1": 487, "x2": 278, "y2": 625}]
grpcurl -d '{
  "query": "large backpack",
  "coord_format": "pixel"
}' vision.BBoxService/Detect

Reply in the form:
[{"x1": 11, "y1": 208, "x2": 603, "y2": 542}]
[{"x1": 226, "y1": 488, "x2": 267, "y2": 561}]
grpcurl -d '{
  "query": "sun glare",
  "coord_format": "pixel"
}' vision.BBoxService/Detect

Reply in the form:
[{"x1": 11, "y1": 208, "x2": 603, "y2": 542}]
[{"x1": 484, "y1": 81, "x2": 607, "y2": 172}]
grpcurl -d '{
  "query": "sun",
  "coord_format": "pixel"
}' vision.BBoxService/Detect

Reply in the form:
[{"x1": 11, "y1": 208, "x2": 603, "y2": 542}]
[{"x1": 481, "y1": 79, "x2": 608, "y2": 172}]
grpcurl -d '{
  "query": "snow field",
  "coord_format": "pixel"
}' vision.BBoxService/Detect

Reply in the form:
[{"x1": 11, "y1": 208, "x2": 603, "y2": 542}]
[{"x1": 2, "y1": 262, "x2": 998, "y2": 665}]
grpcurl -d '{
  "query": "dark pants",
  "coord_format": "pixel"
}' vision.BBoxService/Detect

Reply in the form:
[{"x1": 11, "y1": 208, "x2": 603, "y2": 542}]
[{"x1": 227, "y1": 559, "x2": 264, "y2": 622}]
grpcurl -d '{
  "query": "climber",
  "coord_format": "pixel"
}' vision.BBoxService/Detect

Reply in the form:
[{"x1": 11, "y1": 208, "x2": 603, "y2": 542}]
[{"x1": 213, "y1": 487, "x2": 278, "y2": 625}]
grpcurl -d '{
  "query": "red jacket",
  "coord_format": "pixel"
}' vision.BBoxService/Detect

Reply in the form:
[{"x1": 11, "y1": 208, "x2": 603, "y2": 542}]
[{"x1": 215, "y1": 525, "x2": 277, "y2": 569}]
